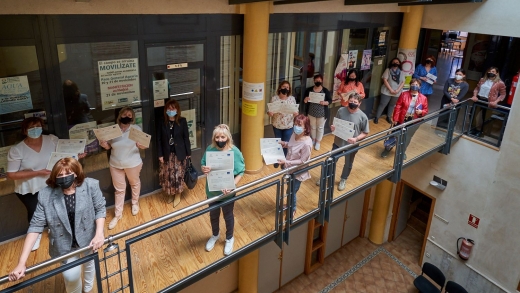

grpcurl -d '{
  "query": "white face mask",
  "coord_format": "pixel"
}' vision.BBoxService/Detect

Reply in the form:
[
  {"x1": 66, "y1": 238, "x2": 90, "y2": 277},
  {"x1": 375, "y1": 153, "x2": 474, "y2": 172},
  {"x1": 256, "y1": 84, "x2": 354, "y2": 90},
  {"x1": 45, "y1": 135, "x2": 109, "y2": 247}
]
[{"x1": 455, "y1": 75, "x2": 463, "y2": 81}]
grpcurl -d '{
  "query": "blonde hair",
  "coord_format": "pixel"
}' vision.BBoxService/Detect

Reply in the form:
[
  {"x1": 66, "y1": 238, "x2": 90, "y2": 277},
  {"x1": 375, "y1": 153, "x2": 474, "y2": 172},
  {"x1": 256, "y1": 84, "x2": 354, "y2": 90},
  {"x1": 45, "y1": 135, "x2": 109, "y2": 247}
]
[
  {"x1": 484, "y1": 66, "x2": 502, "y2": 83},
  {"x1": 116, "y1": 107, "x2": 136, "y2": 125},
  {"x1": 211, "y1": 124, "x2": 233, "y2": 149}
]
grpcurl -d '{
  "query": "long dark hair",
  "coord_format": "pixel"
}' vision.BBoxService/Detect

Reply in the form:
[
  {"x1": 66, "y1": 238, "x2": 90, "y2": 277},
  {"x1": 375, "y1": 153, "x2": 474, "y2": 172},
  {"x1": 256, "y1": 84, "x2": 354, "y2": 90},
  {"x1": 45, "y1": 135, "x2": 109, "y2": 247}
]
[
  {"x1": 387, "y1": 58, "x2": 402, "y2": 70},
  {"x1": 164, "y1": 99, "x2": 182, "y2": 125},
  {"x1": 347, "y1": 68, "x2": 360, "y2": 86}
]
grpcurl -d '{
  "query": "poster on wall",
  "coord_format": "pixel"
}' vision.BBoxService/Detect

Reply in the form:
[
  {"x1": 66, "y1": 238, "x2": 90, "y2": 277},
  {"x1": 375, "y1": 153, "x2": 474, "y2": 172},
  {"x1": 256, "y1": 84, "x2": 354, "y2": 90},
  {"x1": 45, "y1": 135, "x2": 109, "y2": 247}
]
[
  {"x1": 98, "y1": 58, "x2": 141, "y2": 110},
  {"x1": 378, "y1": 31, "x2": 387, "y2": 46},
  {"x1": 153, "y1": 79, "x2": 168, "y2": 101},
  {"x1": 332, "y1": 54, "x2": 349, "y2": 102},
  {"x1": 183, "y1": 109, "x2": 197, "y2": 149},
  {"x1": 361, "y1": 50, "x2": 372, "y2": 71},
  {"x1": 465, "y1": 34, "x2": 491, "y2": 81},
  {"x1": 69, "y1": 121, "x2": 98, "y2": 153},
  {"x1": 397, "y1": 48, "x2": 417, "y2": 88},
  {"x1": 243, "y1": 82, "x2": 264, "y2": 101},
  {"x1": 0, "y1": 76, "x2": 33, "y2": 115},
  {"x1": 348, "y1": 50, "x2": 358, "y2": 69},
  {"x1": 0, "y1": 146, "x2": 11, "y2": 182}
]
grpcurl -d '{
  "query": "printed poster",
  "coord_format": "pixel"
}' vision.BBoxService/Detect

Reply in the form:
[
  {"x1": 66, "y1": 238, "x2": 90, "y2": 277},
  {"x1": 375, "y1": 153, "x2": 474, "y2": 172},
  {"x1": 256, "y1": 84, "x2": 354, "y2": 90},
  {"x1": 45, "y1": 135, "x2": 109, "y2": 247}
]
[
  {"x1": 332, "y1": 54, "x2": 349, "y2": 101},
  {"x1": 361, "y1": 50, "x2": 372, "y2": 71},
  {"x1": 184, "y1": 109, "x2": 197, "y2": 149},
  {"x1": 98, "y1": 58, "x2": 141, "y2": 110},
  {"x1": 243, "y1": 82, "x2": 264, "y2": 101},
  {"x1": 378, "y1": 31, "x2": 387, "y2": 46},
  {"x1": 348, "y1": 50, "x2": 358, "y2": 69},
  {"x1": 242, "y1": 101, "x2": 257, "y2": 116},
  {"x1": 0, "y1": 76, "x2": 33, "y2": 115},
  {"x1": 153, "y1": 79, "x2": 168, "y2": 101},
  {"x1": 0, "y1": 146, "x2": 11, "y2": 182},
  {"x1": 397, "y1": 48, "x2": 417, "y2": 88},
  {"x1": 69, "y1": 121, "x2": 98, "y2": 153}
]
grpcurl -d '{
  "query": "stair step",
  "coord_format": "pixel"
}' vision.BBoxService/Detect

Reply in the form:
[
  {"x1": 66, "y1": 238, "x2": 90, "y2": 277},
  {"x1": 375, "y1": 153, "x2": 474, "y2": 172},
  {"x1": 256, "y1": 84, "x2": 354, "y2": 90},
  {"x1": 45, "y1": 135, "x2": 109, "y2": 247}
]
[
  {"x1": 411, "y1": 209, "x2": 429, "y2": 223},
  {"x1": 407, "y1": 216, "x2": 426, "y2": 235}
]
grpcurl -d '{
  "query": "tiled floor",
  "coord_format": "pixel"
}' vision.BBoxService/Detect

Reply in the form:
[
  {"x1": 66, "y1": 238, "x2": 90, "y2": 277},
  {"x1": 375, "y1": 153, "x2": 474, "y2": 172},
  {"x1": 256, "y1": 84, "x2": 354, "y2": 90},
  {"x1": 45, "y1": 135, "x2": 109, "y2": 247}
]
[{"x1": 276, "y1": 226, "x2": 424, "y2": 293}]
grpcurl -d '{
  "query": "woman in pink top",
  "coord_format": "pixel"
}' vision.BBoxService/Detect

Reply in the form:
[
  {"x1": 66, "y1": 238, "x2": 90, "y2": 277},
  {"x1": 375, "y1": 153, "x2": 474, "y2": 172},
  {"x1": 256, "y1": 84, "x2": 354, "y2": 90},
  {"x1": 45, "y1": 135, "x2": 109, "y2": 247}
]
[
  {"x1": 277, "y1": 114, "x2": 313, "y2": 217},
  {"x1": 337, "y1": 68, "x2": 365, "y2": 107}
]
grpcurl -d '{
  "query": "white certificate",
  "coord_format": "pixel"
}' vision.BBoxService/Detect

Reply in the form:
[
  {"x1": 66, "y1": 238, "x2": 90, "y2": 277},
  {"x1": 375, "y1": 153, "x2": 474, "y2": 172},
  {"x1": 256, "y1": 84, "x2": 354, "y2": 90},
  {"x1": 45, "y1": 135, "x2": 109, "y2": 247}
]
[
  {"x1": 332, "y1": 117, "x2": 356, "y2": 141},
  {"x1": 93, "y1": 125, "x2": 123, "y2": 141},
  {"x1": 56, "y1": 139, "x2": 86, "y2": 155},
  {"x1": 267, "y1": 102, "x2": 282, "y2": 113},
  {"x1": 261, "y1": 146, "x2": 286, "y2": 165},
  {"x1": 267, "y1": 102, "x2": 299, "y2": 115},
  {"x1": 426, "y1": 73, "x2": 437, "y2": 81},
  {"x1": 128, "y1": 126, "x2": 151, "y2": 148},
  {"x1": 206, "y1": 151, "x2": 234, "y2": 171},
  {"x1": 47, "y1": 152, "x2": 78, "y2": 170},
  {"x1": 260, "y1": 138, "x2": 281, "y2": 152},
  {"x1": 309, "y1": 92, "x2": 325, "y2": 104},
  {"x1": 207, "y1": 169, "x2": 236, "y2": 192}
]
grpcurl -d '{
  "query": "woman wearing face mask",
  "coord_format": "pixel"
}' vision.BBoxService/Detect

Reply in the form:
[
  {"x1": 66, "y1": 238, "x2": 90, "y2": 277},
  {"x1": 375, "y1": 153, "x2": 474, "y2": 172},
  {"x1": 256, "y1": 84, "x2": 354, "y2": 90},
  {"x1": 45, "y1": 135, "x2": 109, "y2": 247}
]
[
  {"x1": 375, "y1": 58, "x2": 405, "y2": 124},
  {"x1": 7, "y1": 117, "x2": 59, "y2": 251},
  {"x1": 157, "y1": 99, "x2": 191, "y2": 207},
  {"x1": 470, "y1": 66, "x2": 506, "y2": 137},
  {"x1": 277, "y1": 114, "x2": 312, "y2": 217},
  {"x1": 436, "y1": 69, "x2": 469, "y2": 131},
  {"x1": 267, "y1": 81, "x2": 298, "y2": 168},
  {"x1": 303, "y1": 74, "x2": 332, "y2": 151},
  {"x1": 381, "y1": 78, "x2": 429, "y2": 159},
  {"x1": 337, "y1": 69, "x2": 365, "y2": 107},
  {"x1": 328, "y1": 94, "x2": 369, "y2": 191},
  {"x1": 99, "y1": 107, "x2": 148, "y2": 230},
  {"x1": 413, "y1": 55, "x2": 437, "y2": 98},
  {"x1": 201, "y1": 124, "x2": 245, "y2": 256},
  {"x1": 9, "y1": 158, "x2": 106, "y2": 293}
]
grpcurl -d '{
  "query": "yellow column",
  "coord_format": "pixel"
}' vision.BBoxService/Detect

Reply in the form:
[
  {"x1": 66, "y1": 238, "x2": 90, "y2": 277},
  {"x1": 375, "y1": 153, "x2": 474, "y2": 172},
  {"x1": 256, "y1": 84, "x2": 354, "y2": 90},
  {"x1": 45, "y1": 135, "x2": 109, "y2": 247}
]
[
  {"x1": 368, "y1": 180, "x2": 393, "y2": 244},
  {"x1": 398, "y1": 5, "x2": 424, "y2": 49},
  {"x1": 238, "y1": 250, "x2": 260, "y2": 293},
  {"x1": 240, "y1": 1, "x2": 270, "y2": 173}
]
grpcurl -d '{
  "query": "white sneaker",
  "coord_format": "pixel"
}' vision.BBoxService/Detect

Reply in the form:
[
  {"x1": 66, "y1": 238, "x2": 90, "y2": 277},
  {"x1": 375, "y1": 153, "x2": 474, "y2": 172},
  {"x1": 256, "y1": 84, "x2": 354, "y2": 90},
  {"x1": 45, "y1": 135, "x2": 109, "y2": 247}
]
[
  {"x1": 338, "y1": 179, "x2": 346, "y2": 191},
  {"x1": 314, "y1": 142, "x2": 321, "y2": 151},
  {"x1": 315, "y1": 179, "x2": 321, "y2": 186},
  {"x1": 31, "y1": 233, "x2": 42, "y2": 251},
  {"x1": 224, "y1": 237, "x2": 235, "y2": 256},
  {"x1": 132, "y1": 204, "x2": 139, "y2": 216},
  {"x1": 108, "y1": 216, "x2": 121, "y2": 230},
  {"x1": 205, "y1": 234, "x2": 220, "y2": 252}
]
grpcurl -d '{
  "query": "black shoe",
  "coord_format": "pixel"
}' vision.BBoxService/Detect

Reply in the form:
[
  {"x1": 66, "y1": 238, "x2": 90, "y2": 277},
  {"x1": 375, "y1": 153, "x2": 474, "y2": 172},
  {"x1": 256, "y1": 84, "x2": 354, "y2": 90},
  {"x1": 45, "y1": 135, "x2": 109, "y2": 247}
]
[
  {"x1": 374, "y1": 117, "x2": 379, "y2": 124},
  {"x1": 386, "y1": 117, "x2": 392, "y2": 124},
  {"x1": 273, "y1": 163, "x2": 279, "y2": 168}
]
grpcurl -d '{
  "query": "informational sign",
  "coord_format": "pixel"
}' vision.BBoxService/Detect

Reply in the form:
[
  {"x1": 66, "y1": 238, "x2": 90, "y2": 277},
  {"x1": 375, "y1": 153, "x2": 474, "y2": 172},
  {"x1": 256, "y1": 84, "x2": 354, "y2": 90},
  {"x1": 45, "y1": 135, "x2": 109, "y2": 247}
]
[
  {"x1": 134, "y1": 108, "x2": 143, "y2": 129},
  {"x1": 0, "y1": 76, "x2": 33, "y2": 115},
  {"x1": 0, "y1": 146, "x2": 11, "y2": 182},
  {"x1": 242, "y1": 101, "x2": 257, "y2": 116},
  {"x1": 24, "y1": 111, "x2": 47, "y2": 120},
  {"x1": 468, "y1": 214, "x2": 480, "y2": 229},
  {"x1": 167, "y1": 63, "x2": 188, "y2": 69},
  {"x1": 378, "y1": 31, "x2": 387, "y2": 46},
  {"x1": 397, "y1": 48, "x2": 417, "y2": 88},
  {"x1": 243, "y1": 82, "x2": 264, "y2": 101},
  {"x1": 69, "y1": 121, "x2": 98, "y2": 153},
  {"x1": 348, "y1": 50, "x2": 358, "y2": 69},
  {"x1": 98, "y1": 58, "x2": 141, "y2": 110},
  {"x1": 361, "y1": 50, "x2": 372, "y2": 71},
  {"x1": 184, "y1": 109, "x2": 197, "y2": 149},
  {"x1": 153, "y1": 79, "x2": 168, "y2": 101}
]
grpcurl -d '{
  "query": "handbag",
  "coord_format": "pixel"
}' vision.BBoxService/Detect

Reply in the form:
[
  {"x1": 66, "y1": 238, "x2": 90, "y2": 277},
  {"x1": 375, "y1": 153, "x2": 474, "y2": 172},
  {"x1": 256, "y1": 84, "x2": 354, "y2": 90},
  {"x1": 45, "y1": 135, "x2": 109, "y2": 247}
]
[{"x1": 184, "y1": 157, "x2": 198, "y2": 190}]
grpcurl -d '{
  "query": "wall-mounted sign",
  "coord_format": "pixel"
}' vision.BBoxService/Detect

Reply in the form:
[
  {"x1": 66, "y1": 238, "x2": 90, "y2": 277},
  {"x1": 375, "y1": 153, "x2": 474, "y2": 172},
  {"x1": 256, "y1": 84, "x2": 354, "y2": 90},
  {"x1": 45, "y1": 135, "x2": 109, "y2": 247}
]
[
  {"x1": 184, "y1": 109, "x2": 197, "y2": 149},
  {"x1": 98, "y1": 58, "x2": 141, "y2": 110},
  {"x1": 468, "y1": 214, "x2": 480, "y2": 229},
  {"x1": 0, "y1": 75, "x2": 33, "y2": 115},
  {"x1": 243, "y1": 82, "x2": 264, "y2": 101},
  {"x1": 361, "y1": 50, "x2": 372, "y2": 71},
  {"x1": 167, "y1": 63, "x2": 188, "y2": 70}
]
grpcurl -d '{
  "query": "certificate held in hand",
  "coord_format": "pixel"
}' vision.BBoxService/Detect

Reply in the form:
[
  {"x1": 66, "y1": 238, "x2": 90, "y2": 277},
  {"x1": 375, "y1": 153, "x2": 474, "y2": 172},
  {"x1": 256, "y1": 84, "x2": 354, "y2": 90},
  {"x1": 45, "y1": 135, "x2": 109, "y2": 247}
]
[
  {"x1": 93, "y1": 125, "x2": 122, "y2": 141},
  {"x1": 128, "y1": 126, "x2": 152, "y2": 148},
  {"x1": 47, "y1": 152, "x2": 78, "y2": 170},
  {"x1": 207, "y1": 169, "x2": 236, "y2": 192},
  {"x1": 332, "y1": 117, "x2": 355, "y2": 141},
  {"x1": 309, "y1": 92, "x2": 325, "y2": 104},
  {"x1": 57, "y1": 139, "x2": 86, "y2": 155}
]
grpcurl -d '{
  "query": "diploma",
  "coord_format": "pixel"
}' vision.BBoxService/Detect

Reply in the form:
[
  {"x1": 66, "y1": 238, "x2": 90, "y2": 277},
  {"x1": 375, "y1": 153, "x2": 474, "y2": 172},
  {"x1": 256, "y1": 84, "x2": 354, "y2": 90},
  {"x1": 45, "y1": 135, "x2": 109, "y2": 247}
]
[
  {"x1": 47, "y1": 152, "x2": 78, "y2": 170},
  {"x1": 426, "y1": 73, "x2": 437, "y2": 81},
  {"x1": 267, "y1": 102, "x2": 282, "y2": 113},
  {"x1": 207, "y1": 169, "x2": 236, "y2": 192},
  {"x1": 332, "y1": 117, "x2": 356, "y2": 141},
  {"x1": 206, "y1": 151, "x2": 234, "y2": 170},
  {"x1": 309, "y1": 92, "x2": 325, "y2": 104},
  {"x1": 56, "y1": 139, "x2": 86, "y2": 155},
  {"x1": 128, "y1": 126, "x2": 151, "y2": 148},
  {"x1": 279, "y1": 103, "x2": 299, "y2": 115},
  {"x1": 93, "y1": 124, "x2": 123, "y2": 141},
  {"x1": 261, "y1": 146, "x2": 286, "y2": 165},
  {"x1": 260, "y1": 138, "x2": 281, "y2": 152},
  {"x1": 340, "y1": 90, "x2": 357, "y2": 101}
]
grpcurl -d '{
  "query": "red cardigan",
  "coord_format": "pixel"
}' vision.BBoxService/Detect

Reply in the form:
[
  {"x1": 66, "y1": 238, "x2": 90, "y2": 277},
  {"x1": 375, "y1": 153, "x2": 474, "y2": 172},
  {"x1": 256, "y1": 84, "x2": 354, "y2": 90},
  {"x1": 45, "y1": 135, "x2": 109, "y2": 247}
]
[{"x1": 393, "y1": 91, "x2": 429, "y2": 124}]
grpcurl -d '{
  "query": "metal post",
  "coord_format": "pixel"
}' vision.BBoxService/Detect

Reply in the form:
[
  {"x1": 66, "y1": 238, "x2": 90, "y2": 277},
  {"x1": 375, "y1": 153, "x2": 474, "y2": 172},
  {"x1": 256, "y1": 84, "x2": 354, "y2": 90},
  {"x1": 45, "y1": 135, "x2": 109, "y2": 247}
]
[
  {"x1": 391, "y1": 128, "x2": 405, "y2": 183},
  {"x1": 441, "y1": 107, "x2": 458, "y2": 154},
  {"x1": 283, "y1": 174, "x2": 292, "y2": 245}
]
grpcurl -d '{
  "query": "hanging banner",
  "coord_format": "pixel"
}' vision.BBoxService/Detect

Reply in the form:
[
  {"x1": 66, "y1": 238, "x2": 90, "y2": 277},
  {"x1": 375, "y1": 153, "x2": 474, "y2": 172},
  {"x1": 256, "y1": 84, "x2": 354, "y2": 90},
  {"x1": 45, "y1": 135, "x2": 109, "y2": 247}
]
[
  {"x1": 184, "y1": 109, "x2": 197, "y2": 149},
  {"x1": 0, "y1": 76, "x2": 33, "y2": 115},
  {"x1": 98, "y1": 58, "x2": 141, "y2": 110},
  {"x1": 361, "y1": 50, "x2": 372, "y2": 71},
  {"x1": 348, "y1": 50, "x2": 358, "y2": 69},
  {"x1": 397, "y1": 48, "x2": 417, "y2": 88},
  {"x1": 243, "y1": 82, "x2": 264, "y2": 101}
]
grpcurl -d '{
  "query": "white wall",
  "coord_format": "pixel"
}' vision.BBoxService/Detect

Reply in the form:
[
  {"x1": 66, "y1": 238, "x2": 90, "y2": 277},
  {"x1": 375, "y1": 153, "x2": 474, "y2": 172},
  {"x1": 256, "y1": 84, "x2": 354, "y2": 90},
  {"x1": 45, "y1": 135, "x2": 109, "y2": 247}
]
[{"x1": 422, "y1": 0, "x2": 520, "y2": 38}]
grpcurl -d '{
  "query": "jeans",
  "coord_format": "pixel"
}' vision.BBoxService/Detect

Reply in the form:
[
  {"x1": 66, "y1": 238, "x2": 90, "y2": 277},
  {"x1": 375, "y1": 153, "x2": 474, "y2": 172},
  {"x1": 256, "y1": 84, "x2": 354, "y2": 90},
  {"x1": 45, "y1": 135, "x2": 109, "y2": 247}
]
[
  {"x1": 209, "y1": 201, "x2": 235, "y2": 240},
  {"x1": 308, "y1": 116, "x2": 327, "y2": 142},
  {"x1": 332, "y1": 144, "x2": 358, "y2": 180},
  {"x1": 16, "y1": 192, "x2": 39, "y2": 223},
  {"x1": 376, "y1": 94, "x2": 398, "y2": 120},
  {"x1": 109, "y1": 163, "x2": 143, "y2": 217},
  {"x1": 287, "y1": 179, "x2": 302, "y2": 214},
  {"x1": 272, "y1": 126, "x2": 293, "y2": 156}
]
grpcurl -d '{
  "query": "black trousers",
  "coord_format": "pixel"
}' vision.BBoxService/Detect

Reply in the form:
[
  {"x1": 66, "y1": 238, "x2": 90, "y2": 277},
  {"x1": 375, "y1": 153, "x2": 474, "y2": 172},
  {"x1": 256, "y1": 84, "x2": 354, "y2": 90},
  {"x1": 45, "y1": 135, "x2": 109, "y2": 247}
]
[
  {"x1": 209, "y1": 200, "x2": 235, "y2": 240},
  {"x1": 16, "y1": 192, "x2": 39, "y2": 223},
  {"x1": 333, "y1": 144, "x2": 358, "y2": 180}
]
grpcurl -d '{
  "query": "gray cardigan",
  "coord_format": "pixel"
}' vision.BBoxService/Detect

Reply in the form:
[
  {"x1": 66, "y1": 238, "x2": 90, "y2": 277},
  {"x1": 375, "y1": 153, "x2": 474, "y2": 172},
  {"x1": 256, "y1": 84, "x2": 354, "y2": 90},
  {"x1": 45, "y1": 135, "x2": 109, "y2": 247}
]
[{"x1": 28, "y1": 178, "x2": 106, "y2": 258}]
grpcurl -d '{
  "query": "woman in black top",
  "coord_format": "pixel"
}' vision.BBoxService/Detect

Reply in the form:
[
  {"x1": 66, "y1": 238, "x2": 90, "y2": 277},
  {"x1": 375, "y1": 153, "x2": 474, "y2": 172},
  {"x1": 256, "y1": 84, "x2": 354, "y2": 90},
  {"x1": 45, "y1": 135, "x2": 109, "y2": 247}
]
[
  {"x1": 303, "y1": 74, "x2": 332, "y2": 151},
  {"x1": 157, "y1": 99, "x2": 191, "y2": 207},
  {"x1": 436, "y1": 69, "x2": 469, "y2": 131}
]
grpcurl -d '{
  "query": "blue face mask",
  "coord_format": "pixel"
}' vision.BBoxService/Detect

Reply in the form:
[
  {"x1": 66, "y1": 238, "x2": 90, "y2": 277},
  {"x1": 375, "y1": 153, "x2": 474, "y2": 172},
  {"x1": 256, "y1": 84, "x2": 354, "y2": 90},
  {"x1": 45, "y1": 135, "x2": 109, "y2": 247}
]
[
  {"x1": 166, "y1": 110, "x2": 177, "y2": 117},
  {"x1": 293, "y1": 126, "x2": 304, "y2": 135},
  {"x1": 27, "y1": 127, "x2": 42, "y2": 139},
  {"x1": 410, "y1": 85, "x2": 420, "y2": 92}
]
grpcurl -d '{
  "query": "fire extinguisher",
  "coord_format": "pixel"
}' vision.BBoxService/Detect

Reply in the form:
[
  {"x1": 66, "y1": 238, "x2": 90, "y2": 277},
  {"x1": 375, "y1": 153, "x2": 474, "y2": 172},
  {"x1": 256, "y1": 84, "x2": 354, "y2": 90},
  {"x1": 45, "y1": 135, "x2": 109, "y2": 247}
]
[
  {"x1": 457, "y1": 237, "x2": 475, "y2": 260},
  {"x1": 508, "y1": 72, "x2": 519, "y2": 105}
]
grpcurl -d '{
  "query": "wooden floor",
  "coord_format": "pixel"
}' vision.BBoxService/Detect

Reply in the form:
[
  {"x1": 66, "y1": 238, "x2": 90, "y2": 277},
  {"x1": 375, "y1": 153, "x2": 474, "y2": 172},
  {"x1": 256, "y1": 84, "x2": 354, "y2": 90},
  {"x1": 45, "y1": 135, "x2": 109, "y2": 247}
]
[{"x1": 0, "y1": 118, "x2": 448, "y2": 293}]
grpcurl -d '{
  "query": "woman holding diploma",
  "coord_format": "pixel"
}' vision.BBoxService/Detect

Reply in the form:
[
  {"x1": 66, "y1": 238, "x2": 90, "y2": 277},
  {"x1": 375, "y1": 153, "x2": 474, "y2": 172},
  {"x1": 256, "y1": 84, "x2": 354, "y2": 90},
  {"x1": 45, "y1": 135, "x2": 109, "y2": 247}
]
[
  {"x1": 267, "y1": 81, "x2": 298, "y2": 167},
  {"x1": 337, "y1": 68, "x2": 365, "y2": 106},
  {"x1": 157, "y1": 99, "x2": 191, "y2": 207},
  {"x1": 413, "y1": 55, "x2": 437, "y2": 98},
  {"x1": 303, "y1": 74, "x2": 332, "y2": 151},
  {"x1": 201, "y1": 124, "x2": 245, "y2": 256},
  {"x1": 277, "y1": 114, "x2": 313, "y2": 217},
  {"x1": 9, "y1": 158, "x2": 106, "y2": 293},
  {"x1": 328, "y1": 94, "x2": 369, "y2": 191},
  {"x1": 99, "y1": 107, "x2": 147, "y2": 230}
]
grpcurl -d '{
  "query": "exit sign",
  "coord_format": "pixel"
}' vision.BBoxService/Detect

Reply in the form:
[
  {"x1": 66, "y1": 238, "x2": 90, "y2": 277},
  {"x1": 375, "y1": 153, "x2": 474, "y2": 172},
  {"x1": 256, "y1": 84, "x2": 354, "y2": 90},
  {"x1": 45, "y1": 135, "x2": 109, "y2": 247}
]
[{"x1": 468, "y1": 214, "x2": 480, "y2": 228}]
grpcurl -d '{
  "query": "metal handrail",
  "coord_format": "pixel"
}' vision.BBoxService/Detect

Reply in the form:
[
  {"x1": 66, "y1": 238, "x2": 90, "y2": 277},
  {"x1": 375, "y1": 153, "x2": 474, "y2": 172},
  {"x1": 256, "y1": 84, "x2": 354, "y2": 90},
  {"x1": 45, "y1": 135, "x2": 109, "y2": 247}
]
[{"x1": 0, "y1": 98, "x2": 488, "y2": 285}]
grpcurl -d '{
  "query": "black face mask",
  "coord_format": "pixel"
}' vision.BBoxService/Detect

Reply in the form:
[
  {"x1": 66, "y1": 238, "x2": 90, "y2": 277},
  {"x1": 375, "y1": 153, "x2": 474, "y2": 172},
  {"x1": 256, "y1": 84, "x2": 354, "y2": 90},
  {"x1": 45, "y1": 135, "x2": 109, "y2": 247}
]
[
  {"x1": 120, "y1": 117, "x2": 132, "y2": 125},
  {"x1": 348, "y1": 78, "x2": 356, "y2": 82},
  {"x1": 280, "y1": 88, "x2": 289, "y2": 95},
  {"x1": 487, "y1": 73, "x2": 496, "y2": 78},
  {"x1": 348, "y1": 102, "x2": 359, "y2": 110},
  {"x1": 314, "y1": 82, "x2": 322, "y2": 87},
  {"x1": 216, "y1": 140, "x2": 227, "y2": 148},
  {"x1": 56, "y1": 174, "x2": 75, "y2": 189},
  {"x1": 425, "y1": 60, "x2": 432, "y2": 65},
  {"x1": 391, "y1": 63, "x2": 400, "y2": 68}
]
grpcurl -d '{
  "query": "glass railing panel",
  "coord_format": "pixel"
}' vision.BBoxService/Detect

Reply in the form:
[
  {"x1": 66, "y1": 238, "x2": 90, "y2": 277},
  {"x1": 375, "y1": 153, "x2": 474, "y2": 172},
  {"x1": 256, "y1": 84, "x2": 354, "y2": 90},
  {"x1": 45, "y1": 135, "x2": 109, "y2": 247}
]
[
  {"x1": 403, "y1": 114, "x2": 446, "y2": 162},
  {"x1": 291, "y1": 162, "x2": 325, "y2": 221},
  {"x1": 467, "y1": 103, "x2": 509, "y2": 147}
]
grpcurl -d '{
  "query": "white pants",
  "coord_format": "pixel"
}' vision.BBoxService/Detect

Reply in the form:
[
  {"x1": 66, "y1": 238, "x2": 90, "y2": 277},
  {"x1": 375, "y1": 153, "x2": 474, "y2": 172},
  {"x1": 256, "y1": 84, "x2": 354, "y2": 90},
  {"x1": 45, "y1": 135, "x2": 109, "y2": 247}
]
[
  {"x1": 62, "y1": 254, "x2": 95, "y2": 293},
  {"x1": 309, "y1": 116, "x2": 326, "y2": 142}
]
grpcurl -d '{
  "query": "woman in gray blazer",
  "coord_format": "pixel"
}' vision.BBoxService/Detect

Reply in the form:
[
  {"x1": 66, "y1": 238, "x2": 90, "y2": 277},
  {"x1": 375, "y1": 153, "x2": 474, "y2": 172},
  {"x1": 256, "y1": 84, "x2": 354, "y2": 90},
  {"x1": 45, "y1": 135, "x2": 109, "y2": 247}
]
[{"x1": 9, "y1": 157, "x2": 106, "y2": 293}]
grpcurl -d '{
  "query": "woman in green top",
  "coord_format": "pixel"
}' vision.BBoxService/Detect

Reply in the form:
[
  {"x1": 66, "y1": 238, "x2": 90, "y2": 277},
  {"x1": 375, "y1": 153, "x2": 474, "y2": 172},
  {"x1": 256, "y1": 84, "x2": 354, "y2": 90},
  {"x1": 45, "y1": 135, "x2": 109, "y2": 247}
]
[{"x1": 201, "y1": 124, "x2": 245, "y2": 256}]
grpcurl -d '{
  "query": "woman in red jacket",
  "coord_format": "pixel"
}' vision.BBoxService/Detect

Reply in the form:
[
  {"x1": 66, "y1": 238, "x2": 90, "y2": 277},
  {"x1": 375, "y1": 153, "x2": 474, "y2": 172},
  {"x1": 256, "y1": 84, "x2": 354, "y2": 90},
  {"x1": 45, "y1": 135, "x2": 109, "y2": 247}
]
[{"x1": 381, "y1": 78, "x2": 428, "y2": 159}]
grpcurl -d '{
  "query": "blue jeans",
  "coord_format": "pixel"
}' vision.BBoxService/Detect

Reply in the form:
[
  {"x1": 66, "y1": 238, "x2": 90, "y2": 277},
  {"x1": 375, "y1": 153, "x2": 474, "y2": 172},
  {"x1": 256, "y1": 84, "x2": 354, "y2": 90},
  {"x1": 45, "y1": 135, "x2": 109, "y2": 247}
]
[
  {"x1": 291, "y1": 179, "x2": 302, "y2": 214},
  {"x1": 273, "y1": 126, "x2": 293, "y2": 156}
]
